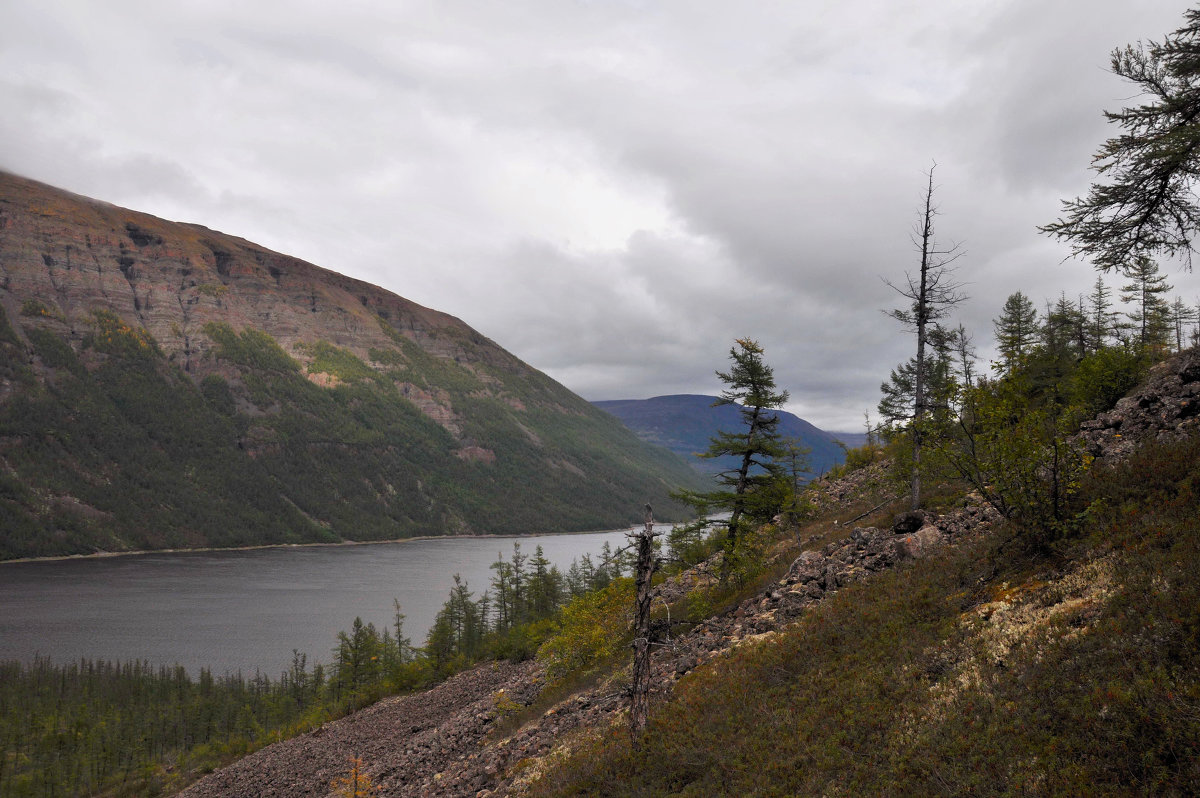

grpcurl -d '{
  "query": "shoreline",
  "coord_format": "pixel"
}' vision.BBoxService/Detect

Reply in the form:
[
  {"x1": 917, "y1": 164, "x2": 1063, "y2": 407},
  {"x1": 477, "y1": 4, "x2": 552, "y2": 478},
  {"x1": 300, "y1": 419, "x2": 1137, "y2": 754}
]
[{"x1": 0, "y1": 523, "x2": 661, "y2": 566}]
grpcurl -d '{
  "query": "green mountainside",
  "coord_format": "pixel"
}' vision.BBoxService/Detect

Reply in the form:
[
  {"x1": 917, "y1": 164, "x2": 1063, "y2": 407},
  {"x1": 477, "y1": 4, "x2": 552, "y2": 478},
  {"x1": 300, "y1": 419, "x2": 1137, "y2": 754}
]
[{"x1": 0, "y1": 172, "x2": 705, "y2": 560}]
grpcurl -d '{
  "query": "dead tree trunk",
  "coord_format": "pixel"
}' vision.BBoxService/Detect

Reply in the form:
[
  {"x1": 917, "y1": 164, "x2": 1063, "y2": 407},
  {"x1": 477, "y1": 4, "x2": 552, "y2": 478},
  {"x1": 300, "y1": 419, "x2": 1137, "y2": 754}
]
[{"x1": 628, "y1": 503, "x2": 658, "y2": 746}]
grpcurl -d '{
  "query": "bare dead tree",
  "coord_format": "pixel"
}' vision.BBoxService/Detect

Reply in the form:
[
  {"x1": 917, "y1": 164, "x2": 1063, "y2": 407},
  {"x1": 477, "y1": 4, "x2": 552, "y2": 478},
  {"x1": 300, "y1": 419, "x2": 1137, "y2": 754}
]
[
  {"x1": 628, "y1": 503, "x2": 659, "y2": 746},
  {"x1": 885, "y1": 163, "x2": 965, "y2": 511}
]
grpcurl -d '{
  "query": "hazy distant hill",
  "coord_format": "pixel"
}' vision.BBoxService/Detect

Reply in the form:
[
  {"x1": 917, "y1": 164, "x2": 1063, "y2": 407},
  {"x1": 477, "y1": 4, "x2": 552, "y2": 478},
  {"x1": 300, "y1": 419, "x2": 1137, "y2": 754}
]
[
  {"x1": 0, "y1": 171, "x2": 706, "y2": 560},
  {"x1": 593, "y1": 394, "x2": 852, "y2": 478}
]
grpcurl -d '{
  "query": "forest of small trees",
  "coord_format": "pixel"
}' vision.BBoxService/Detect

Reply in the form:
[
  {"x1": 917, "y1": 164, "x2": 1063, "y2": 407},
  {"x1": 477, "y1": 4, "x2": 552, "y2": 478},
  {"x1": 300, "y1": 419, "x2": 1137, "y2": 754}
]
[
  {"x1": 0, "y1": 542, "x2": 631, "y2": 798},
  {"x1": 873, "y1": 243, "x2": 1200, "y2": 548}
]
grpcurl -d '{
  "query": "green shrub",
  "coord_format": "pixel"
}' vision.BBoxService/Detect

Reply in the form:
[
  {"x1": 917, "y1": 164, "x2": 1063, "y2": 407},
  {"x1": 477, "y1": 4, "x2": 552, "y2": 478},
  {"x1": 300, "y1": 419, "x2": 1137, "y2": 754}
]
[
  {"x1": 26, "y1": 327, "x2": 80, "y2": 373},
  {"x1": 537, "y1": 579, "x2": 634, "y2": 681},
  {"x1": 1070, "y1": 345, "x2": 1146, "y2": 415},
  {"x1": 87, "y1": 310, "x2": 159, "y2": 359},
  {"x1": 295, "y1": 340, "x2": 378, "y2": 383},
  {"x1": 200, "y1": 374, "x2": 237, "y2": 415},
  {"x1": 19, "y1": 299, "x2": 53, "y2": 318}
]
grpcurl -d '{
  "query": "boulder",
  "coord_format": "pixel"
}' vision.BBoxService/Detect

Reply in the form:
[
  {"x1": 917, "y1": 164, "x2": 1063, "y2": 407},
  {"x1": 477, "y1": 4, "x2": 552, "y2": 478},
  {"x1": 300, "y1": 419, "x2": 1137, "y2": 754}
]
[
  {"x1": 896, "y1": 523, "x2": 944, "y2": 559},
  {"x1": 787, "y1": 550, "x2": 825, "y2": 583}
]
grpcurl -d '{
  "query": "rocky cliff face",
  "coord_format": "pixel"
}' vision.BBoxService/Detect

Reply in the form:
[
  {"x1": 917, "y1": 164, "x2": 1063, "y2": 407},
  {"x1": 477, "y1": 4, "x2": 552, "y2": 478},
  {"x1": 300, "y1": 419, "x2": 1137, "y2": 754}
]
[
  {"x1": 0, "y1": 170, "x2": 528, "y2": 414},
  {"x1": 0, "y1": 171, "x2": 704, "y2": 559}
]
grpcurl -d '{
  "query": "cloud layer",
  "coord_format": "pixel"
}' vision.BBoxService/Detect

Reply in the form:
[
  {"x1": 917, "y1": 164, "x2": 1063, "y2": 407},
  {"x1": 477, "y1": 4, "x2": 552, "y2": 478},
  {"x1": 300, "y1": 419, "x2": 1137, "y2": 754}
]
[{"x1": 4, "y1": 0, "x2": 1200, "y2": 430}]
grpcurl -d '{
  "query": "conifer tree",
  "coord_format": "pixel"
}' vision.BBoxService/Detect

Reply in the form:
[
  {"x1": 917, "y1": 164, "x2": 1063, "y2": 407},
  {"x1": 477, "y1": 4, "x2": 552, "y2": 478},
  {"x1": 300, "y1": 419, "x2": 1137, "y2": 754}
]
[
  {"x1": 952, "y1": 322, "x2": 977, "y2": 390},
  {"x1": 886, "y1": 164, "x2": 965, "y2": 510},
  {"x1": 1121, "y1": 255, "x2": 1173, "y2": 353},
  {"x1": 993, "y1": 291, "x2": 1040, "y2": 371},
  {"x1": 392, "y1": 600, "x2": 412, "y2": 664},
  {"x1": 1086, "y1": 276, "x2": 1120, "y2": 350},
  {"x1": 674, "y1": 338, "x2": 789, "y2": 564},
  {"x1": 1170, "y1": 296, "x2": 1198, "y2": 351},
  {"x1": 878, "y1": 325, "x2": 958, "y2": 428},
  {"x1": 1044, "y1": 293, "x2": 1088, "y2": 360},
  {"x1": 333, "y1": 618, "x2": 383, "y2": 698},
  {"x1": 1043, "y1": 8, "x2": 1200, "y2": 271}
]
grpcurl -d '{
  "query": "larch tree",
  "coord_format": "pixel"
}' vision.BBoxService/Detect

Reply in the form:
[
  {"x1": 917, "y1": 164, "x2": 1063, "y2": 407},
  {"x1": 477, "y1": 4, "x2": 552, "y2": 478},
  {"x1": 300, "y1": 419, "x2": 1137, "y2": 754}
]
[
  {"x1": 993, "y1": 291, "x2": 1041, "y2": 372},
  {"x1": 675, "y1": 338, "x2": 789, "y2": 569},
  {"x1": 1086, "y1": 276, "x2": 1120, "y2": 350},
  {"x1": 952, "y1": 322, "x2": 977, "y2": 391},
  {"x1": 1044, "y1": 293, "x2": 1088, "y2": 360},
  {"x1": 1042, "y1": 7, "x2": 1200, "y2": 271},
  {"x1": 1121, "y1": 255, "x2": 1173, "y2": 353},
  {"x1": 1170, "y1": 296, "x2": 1198, "y2": 350},
  {"x1": 885, "y1": 164, "x2": 965, "y2": 511}
]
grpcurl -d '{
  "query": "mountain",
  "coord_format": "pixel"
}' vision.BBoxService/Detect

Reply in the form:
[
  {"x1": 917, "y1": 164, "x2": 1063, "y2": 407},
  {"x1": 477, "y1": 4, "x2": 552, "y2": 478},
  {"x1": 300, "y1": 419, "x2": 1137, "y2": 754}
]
[
  {"x1": 0, "y1": 171, "x2": 706, "y2": 560},
  {"x1": 592, "y1": 394, "x2": 851, "y2": 478}
]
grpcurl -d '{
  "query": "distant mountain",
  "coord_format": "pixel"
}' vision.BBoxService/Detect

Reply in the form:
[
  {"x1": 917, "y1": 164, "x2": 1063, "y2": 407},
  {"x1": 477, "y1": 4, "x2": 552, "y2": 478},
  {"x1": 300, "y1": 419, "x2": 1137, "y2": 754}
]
[
  {"x1": 0, "y1": 171, "x2": 706, "y2": 560},
  {"x1": 827, "y1": 431, "x2": 869, "y2": 450},
  {"x1": 593, "y1": 394, "x2": 852, "y2": 479}
]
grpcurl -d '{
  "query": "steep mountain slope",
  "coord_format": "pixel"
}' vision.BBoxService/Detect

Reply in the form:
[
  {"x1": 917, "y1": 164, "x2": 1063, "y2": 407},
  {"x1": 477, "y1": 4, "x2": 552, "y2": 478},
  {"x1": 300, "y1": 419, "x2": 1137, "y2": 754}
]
[
  {"x1": 0, "y1": 171, "x2": 705, "y2": 560},
  {"x1": 593, "y1": 394, "x2": 849, "y2": 478}
]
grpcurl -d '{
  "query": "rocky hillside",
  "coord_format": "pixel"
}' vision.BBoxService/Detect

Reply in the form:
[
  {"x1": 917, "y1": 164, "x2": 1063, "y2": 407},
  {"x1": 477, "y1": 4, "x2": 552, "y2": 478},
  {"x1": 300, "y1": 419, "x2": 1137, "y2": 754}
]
[
  {"x1": 180, "y1": 350, "x2": 1200, "y2": 796},
  {"x1": 593, "y1": 394, "x2": 850, "y2": 477},
  {"x1": 0, "y1": 171, "x2": 705, "y2": 559}
]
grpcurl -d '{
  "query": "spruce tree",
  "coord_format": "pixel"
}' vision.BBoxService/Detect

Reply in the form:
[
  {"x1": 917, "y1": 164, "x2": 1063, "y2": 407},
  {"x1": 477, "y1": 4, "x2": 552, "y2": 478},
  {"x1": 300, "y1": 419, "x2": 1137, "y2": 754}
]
[{"x1": 879, "y1": 325, "x2": 958, "y2": 428}]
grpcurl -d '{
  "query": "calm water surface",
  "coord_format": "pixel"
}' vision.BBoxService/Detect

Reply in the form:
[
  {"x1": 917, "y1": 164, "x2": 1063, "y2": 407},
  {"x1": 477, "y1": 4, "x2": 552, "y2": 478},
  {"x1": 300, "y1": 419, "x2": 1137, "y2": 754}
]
[{"x1": 0, "y1": 528, "x2": 635, "y2": 676}]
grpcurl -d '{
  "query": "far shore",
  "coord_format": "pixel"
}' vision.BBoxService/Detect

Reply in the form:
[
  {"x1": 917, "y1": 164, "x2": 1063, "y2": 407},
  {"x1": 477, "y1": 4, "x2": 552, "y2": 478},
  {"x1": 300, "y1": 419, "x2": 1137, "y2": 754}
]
[{"x1": 0, "y1": 522, "x2": 675, "y2": 566}]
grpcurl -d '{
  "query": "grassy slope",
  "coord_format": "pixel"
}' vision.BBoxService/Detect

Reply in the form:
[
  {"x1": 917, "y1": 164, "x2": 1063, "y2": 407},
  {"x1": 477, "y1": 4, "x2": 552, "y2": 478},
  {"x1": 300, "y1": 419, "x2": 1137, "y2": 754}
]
[{"x1": 526, "y1": 436, "x2": 1200, "y2": 796}]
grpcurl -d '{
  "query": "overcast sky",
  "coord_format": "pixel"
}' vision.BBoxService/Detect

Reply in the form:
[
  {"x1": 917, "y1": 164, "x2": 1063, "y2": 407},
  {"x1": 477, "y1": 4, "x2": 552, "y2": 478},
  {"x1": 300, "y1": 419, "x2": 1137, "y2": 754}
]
[{"x1": 4, "y1": 1, "x2": 1200, "y2": 431}]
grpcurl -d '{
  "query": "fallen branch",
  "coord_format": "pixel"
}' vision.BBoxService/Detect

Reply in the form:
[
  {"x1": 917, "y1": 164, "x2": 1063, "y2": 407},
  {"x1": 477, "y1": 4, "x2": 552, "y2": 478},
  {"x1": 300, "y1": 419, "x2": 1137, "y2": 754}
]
[{"x1": 836, "y1": 495, "x2": 900, "y2": 528}]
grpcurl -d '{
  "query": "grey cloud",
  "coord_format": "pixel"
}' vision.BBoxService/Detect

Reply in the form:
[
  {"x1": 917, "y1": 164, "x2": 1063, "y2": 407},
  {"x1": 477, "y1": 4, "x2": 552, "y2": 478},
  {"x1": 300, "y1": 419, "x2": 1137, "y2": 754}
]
[{"x1": 5, "y1": 1, "x2": 1200, "y2": 430}]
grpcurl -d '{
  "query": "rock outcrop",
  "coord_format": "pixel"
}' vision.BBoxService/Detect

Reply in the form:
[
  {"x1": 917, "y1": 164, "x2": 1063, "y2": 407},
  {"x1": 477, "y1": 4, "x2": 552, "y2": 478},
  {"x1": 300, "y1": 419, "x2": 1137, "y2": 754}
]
[
  {"x1": 1078, "y1": 348, "x2": 1200, "y2": 460},
  {"x1": 0, "y1": 171, "x2": 503, "y2": 379}
]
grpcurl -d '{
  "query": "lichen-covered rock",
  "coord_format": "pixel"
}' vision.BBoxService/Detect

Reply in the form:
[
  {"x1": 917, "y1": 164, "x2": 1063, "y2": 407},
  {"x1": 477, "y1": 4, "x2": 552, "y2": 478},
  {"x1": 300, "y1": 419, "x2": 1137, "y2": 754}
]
[{"x1": 896, "y1": 523, "x2": 945, "y2": 559}]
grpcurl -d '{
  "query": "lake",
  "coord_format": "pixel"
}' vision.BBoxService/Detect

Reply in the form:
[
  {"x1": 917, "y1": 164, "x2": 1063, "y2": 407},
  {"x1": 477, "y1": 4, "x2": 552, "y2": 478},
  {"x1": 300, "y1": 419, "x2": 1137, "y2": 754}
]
[{"x1": 0, "y1": 527, "x2": 638, "y2": 677}]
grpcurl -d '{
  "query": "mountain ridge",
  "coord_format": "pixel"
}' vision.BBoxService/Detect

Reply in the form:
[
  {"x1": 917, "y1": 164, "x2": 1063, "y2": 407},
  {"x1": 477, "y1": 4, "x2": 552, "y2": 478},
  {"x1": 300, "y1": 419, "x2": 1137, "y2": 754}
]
[
  {"x1": 593, "y1": 393, "x2": 850, "y2": 477},
  {"x1": 0, "y1": 171, "x2": 706, "y2": 559}
]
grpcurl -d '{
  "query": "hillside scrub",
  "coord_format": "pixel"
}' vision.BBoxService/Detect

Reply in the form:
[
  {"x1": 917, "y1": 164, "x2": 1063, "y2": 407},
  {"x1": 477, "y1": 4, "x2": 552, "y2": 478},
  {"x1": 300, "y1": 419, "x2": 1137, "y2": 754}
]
[{"x1": 524, "y1": 433, "x2": 1200, "y2": 796}]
